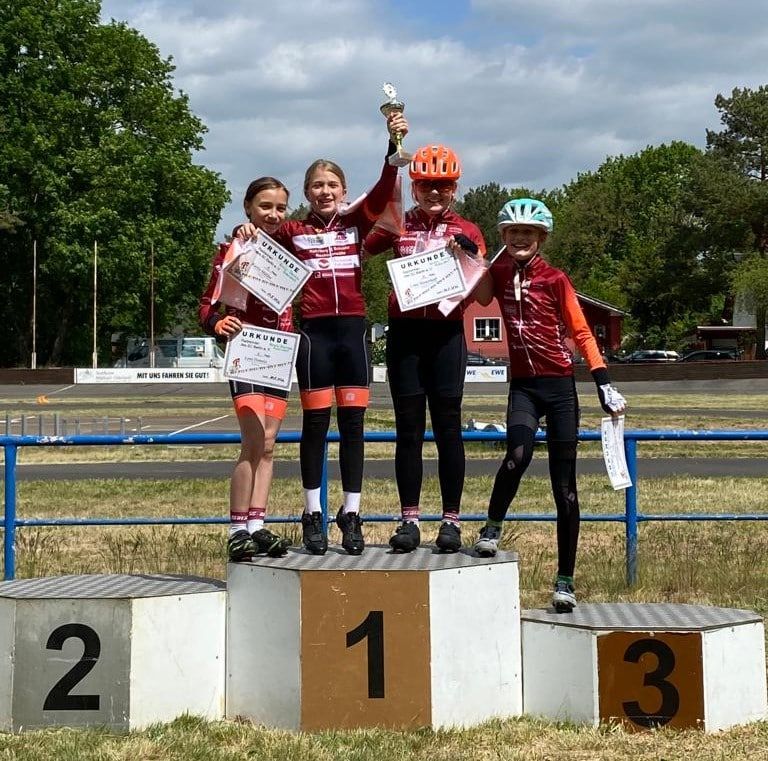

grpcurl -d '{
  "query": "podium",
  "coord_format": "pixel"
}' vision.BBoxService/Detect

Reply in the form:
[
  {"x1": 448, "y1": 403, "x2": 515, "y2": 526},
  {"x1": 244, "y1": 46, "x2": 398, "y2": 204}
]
[
  {"x1": 0, "y1": 574, "x2": 226, "y2": 731},
  {"x1": 227, "y1": 546, "x2": 521, "y2": 730},
  {"x1": 522, "y1": 603, "x2": 767, "y2": 731}
]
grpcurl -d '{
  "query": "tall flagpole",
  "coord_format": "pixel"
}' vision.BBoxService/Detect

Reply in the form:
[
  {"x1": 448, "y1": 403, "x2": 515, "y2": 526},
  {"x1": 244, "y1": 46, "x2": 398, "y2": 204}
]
[
  {"x1": 92, "y1": 240, "x2": 98, "y2": 368},
  {"x1": 31, "y1": 239, "x2": 37, "y2": 370}
]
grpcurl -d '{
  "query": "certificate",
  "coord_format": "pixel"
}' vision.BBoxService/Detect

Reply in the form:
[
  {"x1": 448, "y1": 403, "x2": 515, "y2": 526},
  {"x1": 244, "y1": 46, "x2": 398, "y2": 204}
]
[
  {"x1": 601, "y1": 415, "x2": 632, "y2": 490},
  {"x1": 387, "y1": 246, "x2": 467, "y2": 311},
  {"x1": 223, "y1": 325, "x2": 299, "y2": 392},
  {"x1": 224, "y1": 230, "x2": 311, "y2": 314}
]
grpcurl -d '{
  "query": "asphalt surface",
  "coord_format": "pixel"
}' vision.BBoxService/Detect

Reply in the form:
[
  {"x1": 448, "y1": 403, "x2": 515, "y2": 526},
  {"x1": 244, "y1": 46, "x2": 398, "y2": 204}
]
[
  {"x1": 6, "y1": 457, "x2": 767, "y2": 482},
  {"x1": 2, "y1": 379, "x2": 767, "y2": 480}
]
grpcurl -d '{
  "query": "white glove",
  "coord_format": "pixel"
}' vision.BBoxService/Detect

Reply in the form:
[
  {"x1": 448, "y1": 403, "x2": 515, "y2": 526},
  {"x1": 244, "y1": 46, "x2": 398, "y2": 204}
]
[{"x1": 598, "y1": 384, "x2": 626, "y2": 415}]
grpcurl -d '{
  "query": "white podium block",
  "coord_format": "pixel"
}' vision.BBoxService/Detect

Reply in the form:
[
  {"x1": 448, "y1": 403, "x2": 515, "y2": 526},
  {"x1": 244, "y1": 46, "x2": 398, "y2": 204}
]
[
  {"x1": 0, "y1": 574, "x2": 226, "y2": 731},
  {"x1": 227, "y1": 546, "x2": 521, "y2": 731},
  {"x1": 522, "y1": 603, "x2": 767, "y2": 731}
]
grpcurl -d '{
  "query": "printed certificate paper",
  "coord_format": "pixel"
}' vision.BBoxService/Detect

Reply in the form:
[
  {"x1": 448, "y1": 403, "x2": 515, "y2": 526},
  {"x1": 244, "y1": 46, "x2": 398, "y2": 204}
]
[
  {"x1": 387, "y1": 246, "x2": 467, "y2": 311},
  {"x1": 224, "y1": 230, "x2": 311, "y2": 314},
  {"x1": 223, "y1": 325, "x2": 299, "y2": 392},
  {"x1": 601, "y1": 415, "x2": 632, "y2": 490}
]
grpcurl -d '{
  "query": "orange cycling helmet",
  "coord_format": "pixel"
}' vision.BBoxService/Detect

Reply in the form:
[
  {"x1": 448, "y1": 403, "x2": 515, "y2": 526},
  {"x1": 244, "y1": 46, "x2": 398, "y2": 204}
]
[{"x1": 409, "y1": 145, "x2": 461, "y2": 181}]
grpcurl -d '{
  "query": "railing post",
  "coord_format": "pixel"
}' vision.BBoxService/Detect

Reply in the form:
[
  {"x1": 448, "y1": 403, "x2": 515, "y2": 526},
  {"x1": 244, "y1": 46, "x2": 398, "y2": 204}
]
[
  {"x1": 624, "y1": 437, "x2": 638, "y2": 587},
  {"x1": 4, "y1": 443, "x2": 18, "y2": 580},
  {"x1": 320, "y1": 439, "x2": 329, "y2": 533}
]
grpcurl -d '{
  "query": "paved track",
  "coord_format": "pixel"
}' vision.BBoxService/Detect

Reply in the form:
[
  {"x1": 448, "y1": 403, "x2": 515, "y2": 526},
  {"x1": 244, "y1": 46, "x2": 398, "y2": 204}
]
[
  {"x1": 5, "y1": 457, "x2": 766, "y2": 481},
  {"x1": 2, "y1": 379, "x2": 766, "y2": 481}
]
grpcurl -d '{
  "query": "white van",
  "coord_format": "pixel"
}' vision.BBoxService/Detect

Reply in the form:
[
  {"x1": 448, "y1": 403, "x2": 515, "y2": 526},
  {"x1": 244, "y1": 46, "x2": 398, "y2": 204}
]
[{"x1": 116, "y1": 336, "x2": 225, "y2": 369}]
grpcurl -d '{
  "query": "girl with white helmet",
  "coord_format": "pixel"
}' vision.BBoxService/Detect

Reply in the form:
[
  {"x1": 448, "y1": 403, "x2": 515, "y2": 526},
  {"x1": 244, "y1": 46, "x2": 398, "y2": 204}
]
[
  {"x1": 364, "y1": 145, "x2": 486, "y2": 553},
  {"x1": 472, "y1": 198, "x2": 626, "y2": 612}
]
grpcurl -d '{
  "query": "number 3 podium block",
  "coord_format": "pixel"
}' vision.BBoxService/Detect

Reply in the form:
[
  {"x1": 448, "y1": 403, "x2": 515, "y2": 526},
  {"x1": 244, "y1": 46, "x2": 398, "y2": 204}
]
[
  {"x1": 0, "y1": 574, "x2": 226, "y2": 731},
  {"x1": 522, "y1": 603, "x2": 767, "y2": 731},
  {"x1": 227, "y1": 546, "x2": 521, "y2": 730}
]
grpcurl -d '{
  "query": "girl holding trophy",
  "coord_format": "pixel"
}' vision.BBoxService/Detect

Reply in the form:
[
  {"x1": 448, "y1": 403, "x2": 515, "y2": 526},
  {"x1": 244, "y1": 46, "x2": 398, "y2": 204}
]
[
  {"x1": 363, "y1": 145, "x2": 486, "y2": 554},
  {"x1": 199, "y1": 176, "x2": 293, "y2": 563},
  {"x1": 269, "y1": 109, "x2": 410, "y2": 557}
]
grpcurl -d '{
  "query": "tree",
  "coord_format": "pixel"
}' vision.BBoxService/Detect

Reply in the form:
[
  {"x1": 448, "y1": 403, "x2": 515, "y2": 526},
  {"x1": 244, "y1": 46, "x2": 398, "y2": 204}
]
[
  {"x1": 546, "y1": 142, "x2": 722, "y2": 346},
  {"x1": 706, "y1": 86, "x2": 768, "y2": 357},
  {"x1": 0, "y1": 0, "x2": 229, "y2": 366}
]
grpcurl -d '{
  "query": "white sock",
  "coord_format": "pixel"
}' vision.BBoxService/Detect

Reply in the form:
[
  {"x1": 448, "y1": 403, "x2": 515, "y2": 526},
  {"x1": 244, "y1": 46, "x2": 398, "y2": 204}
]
[
  {"x1": 304, "y1": 487, "x2": 322, "y2": 514},
  {"x1": 343, "y1": 491, "x2": 361, "y2": 514}
]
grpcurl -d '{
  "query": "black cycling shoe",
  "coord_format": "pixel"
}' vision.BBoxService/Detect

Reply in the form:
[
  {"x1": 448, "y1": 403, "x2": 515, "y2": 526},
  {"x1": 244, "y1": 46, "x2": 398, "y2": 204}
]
[
  {"x1": 251, "y1": 528, "x2": 291, "y2": 558},
  {"x1": 435, "y1": 521, "x2": 462, "y2": 553},
  {"x1": 389, "y1": 521, "x2": 421, "y2": 553},
  {"x1": 301, "y1": 511, "x2": 328, "y2": 555},
  {"x1": 335, "y1": 507, "x2": 365, "y2": 555},
  {"x1": 227, "y1": 529, "x2": 256, "y2": 562}
]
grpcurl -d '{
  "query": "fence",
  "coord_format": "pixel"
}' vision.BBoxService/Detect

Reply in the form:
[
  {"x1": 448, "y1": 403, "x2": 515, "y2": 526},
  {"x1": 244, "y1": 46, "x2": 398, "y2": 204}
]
[{"x1": 3, "y1": 429, "x2": 768, "y2": 583}]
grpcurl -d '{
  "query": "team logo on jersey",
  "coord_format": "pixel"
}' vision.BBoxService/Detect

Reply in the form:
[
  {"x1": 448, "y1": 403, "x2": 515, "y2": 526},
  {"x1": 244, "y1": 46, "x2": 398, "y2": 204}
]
[{"x1": 436, "y1": 224, "x2": 447, "y2": 236}]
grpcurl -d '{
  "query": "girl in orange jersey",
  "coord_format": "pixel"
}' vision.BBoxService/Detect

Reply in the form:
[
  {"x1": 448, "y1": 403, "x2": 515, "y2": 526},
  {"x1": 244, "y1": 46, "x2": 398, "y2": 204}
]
[{"x1": 471, "y1": 198, "x2": 626, "y2": 612}]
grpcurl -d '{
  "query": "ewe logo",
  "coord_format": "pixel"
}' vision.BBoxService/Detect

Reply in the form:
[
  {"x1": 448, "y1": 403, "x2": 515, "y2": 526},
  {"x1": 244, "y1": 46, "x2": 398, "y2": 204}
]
[{"x1": 318, "y1": 259, "x2": 331, "y2": 269}]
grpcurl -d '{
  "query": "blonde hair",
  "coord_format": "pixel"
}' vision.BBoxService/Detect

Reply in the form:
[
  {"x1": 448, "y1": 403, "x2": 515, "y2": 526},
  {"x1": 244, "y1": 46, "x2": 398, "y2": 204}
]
[{"x1": 303, "y1": 160, "x2": 346, "y2": 193}]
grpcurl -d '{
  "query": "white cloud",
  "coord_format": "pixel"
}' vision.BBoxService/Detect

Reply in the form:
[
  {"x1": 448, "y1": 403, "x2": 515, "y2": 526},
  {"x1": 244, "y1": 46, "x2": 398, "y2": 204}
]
[{"x1": 100, "y1": 0, "x2": 768, "y2": 238}]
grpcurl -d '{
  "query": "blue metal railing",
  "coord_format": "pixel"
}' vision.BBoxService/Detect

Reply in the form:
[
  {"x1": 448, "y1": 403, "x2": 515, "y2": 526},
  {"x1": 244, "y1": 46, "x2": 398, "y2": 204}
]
[{"x1": 3, "y1": 429, "x2": 768, "y2": 583}]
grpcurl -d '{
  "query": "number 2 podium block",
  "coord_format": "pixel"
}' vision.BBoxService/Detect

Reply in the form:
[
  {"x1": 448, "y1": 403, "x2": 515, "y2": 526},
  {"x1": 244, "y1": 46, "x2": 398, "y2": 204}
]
[
  {"x1": 0, "y1": 574, "x2": 226, "y2": 731},
  {"x1": 522, "y1": 603, "x2": 767, "y2": 731},
  {"x1": 227, "y1": 546, "x2": 521, "y2": 730}
]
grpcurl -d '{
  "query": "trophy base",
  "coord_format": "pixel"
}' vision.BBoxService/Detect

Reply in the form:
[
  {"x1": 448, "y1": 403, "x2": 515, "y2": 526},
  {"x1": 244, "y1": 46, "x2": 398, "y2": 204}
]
[{"x1": 388, "y1": 148, "x2": 413, "y2": 167}]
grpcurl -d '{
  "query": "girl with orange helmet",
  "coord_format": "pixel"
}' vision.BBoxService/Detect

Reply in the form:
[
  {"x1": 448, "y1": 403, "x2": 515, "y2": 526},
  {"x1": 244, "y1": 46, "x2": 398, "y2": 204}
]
[{"x1": 364, "y1": 144, "x2": 486, "y2": 553}]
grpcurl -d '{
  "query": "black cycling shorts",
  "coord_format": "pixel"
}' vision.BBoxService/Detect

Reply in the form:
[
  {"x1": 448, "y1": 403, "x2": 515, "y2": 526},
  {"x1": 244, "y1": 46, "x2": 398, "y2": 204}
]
[
  {"x1": 505, "y1": 375, "x2": 579, "y2": 442},
  {"x1": 296, "y1": 316, "x2": 370, "y2": 407},
  {"x1": 386, "y1": 318, "x2": 466, "y2": 398}
]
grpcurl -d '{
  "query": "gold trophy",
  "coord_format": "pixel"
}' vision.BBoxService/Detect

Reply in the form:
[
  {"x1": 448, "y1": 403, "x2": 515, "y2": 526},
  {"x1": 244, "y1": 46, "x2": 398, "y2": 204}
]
[{"x1": 380, "y1": 82, "x2": 412, "y2": 167}]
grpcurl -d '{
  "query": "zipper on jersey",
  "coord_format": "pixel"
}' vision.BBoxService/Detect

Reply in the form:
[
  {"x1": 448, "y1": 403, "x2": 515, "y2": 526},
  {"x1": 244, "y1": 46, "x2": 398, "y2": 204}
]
[{"x1": 514, "y1": 261, "x2": 535, "y2": 374}]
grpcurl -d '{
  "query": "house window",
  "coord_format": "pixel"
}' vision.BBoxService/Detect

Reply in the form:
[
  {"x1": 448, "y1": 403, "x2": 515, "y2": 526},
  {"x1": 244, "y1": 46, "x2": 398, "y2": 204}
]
[{"x1": 474, "y1": 318, "x2": 501, "y2": 341}]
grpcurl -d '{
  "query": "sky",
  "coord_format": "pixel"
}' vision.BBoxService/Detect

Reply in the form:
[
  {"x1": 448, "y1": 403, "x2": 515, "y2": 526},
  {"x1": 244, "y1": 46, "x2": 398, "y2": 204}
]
[{"x1": 99, "y1": 0, "x2": 768, "y2": 240}]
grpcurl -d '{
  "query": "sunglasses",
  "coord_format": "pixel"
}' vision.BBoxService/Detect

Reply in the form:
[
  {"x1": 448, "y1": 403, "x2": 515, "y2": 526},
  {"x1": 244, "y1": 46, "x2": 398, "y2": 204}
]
[{"x1": 414, "y1": 180, "x2": 455, "y2": 192}]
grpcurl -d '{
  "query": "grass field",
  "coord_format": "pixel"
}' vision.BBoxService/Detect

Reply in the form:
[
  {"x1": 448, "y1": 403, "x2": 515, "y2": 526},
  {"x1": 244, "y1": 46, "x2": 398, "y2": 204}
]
[{"x1": 2, "y1": 389, "x2": 768, "y2": 758}]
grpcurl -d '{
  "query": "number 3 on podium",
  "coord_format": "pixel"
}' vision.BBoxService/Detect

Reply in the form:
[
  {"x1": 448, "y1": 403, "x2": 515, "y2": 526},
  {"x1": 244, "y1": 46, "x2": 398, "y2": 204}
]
[{"x1": 598, "y1": 631, "x2": 704, "y2": 729}]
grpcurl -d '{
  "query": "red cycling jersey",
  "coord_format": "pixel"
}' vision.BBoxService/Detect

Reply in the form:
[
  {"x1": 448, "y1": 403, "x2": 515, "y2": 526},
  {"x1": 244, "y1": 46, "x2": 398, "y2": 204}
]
[
  {"x1": 198, "y1": 243, "x2": 293, "y2": 334},
  {"x1": 272, "y1": 158, "x2": 398, "y2": 319},
  {"x1": 363, "y1": 206, "x2": 486, "y2": 320},
  {"x1": 488, "y1": 252, "x2": 605, "y2": 378}
]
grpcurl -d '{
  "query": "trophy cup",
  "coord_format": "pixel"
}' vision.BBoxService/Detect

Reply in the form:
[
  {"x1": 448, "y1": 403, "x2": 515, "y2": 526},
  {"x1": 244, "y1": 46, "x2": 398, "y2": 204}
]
[{"x1": 380, "y1": 82, "x2": 412, "y2": 167}]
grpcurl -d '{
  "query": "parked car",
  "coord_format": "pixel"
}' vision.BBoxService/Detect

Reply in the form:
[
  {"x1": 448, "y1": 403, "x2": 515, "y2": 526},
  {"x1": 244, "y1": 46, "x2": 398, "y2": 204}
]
[
  {"x1": 679, "y1": 350, "x2": 739, "y2": 362},
  {"x1": 466, "y1": 351, "x2": 507, "y2": 366},
  {"x1": 623, "y1": 350, "x2": 680, "y2": 363},
  {"x1": 116, "y1": 336, "x2": 225, "y2": 369}
]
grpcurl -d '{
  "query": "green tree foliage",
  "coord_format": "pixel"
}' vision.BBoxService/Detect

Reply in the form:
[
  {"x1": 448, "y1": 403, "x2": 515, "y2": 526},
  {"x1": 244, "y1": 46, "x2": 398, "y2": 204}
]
[
  {"x1": 706, "y1": 86, "x2": 768, "y2": 357},
  {"x1": 545, "y1": 142, "x2": 721, "y2": 346},
  {"x1": 0, "y1": 0, "x2": 229, "y2": 366},
  {"x1": 361, "y1": 251, "x2": 391, "y2": 326}
]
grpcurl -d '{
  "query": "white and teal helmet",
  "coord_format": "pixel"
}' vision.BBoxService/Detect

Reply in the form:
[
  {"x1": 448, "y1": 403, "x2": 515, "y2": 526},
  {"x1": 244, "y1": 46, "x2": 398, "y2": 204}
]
[{"x1": 497, "y1": 198, "x2": 553, "y2": 233}]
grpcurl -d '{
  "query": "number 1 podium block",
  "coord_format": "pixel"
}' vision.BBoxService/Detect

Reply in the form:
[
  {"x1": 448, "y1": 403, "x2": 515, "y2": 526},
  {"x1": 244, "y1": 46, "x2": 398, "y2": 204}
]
[
  {"x1": 227, "y1": 546, "x2": 521, "y2": 730},
  {"x1": 0, "y1": 574, "x2": 226, "y2": 731},
  {"x1": 522, "y1": 603, "x2": 767, "y2": 731}
]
